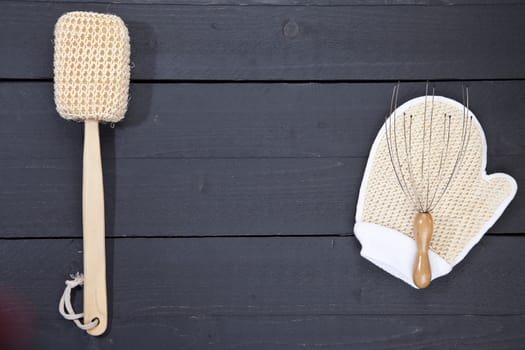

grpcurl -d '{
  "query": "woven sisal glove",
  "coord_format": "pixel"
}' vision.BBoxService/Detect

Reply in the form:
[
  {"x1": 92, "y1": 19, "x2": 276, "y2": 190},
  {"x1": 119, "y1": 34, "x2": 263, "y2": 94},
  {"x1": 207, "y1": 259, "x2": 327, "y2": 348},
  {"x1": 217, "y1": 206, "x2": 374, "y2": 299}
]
[{"x1": 354, "y1": 95, "x2": 517, "y2": 288}]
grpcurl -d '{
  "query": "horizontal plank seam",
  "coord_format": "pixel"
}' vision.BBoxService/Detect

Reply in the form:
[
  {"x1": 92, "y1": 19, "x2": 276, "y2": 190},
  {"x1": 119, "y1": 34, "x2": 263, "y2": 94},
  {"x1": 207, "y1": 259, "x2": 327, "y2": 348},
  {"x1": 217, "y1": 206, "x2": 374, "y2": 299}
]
[
  {"x1": 4, "y1": 78, "x2": 525, "y2": 84},
  {"x1": 137, "y1": 313, "x2": 525, "y2": 317},
  {"x1": 37, "y1": 314, "x2": 525, "y2": 319},
  {"x1": 1, "y1": 156, "x2": 370, "y2": 161},
  {"x1": 0, "y1": 154, "x2": 516, "y2": 159},
  {"x1": 7, "y1": 1, "x2": 525, "y2": 7},
  {"x1": 0, "y1": 233, "x2": 522, "y2": 240}
]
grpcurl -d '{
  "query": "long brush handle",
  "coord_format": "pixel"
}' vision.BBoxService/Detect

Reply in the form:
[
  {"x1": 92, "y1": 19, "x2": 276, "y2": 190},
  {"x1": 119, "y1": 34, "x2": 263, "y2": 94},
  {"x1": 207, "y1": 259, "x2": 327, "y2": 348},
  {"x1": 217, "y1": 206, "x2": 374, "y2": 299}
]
[
  {"x1": 82, "y1": 119, "x2": 107, "y2": 335},
  {"x1": 413, "y1": 212, "x2": 433, "y2": 289}
]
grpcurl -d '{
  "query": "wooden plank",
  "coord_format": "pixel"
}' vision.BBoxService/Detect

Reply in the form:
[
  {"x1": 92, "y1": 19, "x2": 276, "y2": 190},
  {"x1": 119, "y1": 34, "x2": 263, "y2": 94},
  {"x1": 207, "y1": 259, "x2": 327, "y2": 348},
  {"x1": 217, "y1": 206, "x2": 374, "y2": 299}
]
[
  {"x1": 1, "y1": 81, "x2": 525, "y2": 160},
  {"x1": 1, "y1": 237, "x2": 525, "y2": 348},
  {"x1": 0, "y1": 158, "x2": 363, "y2": 237},
  {"x1": 16, "y1": 0, "x2": 525, "y2": 5},
  {"x1": 32, "y1": 236, "x2": 525, "y2": 314},
  {"x1": 22, "y1": 315, "x2": 525, "y2": 349},
  {"x1": 1, "y1": 156, "x2": 522, "y2": 237},
  {"x1": 2, "y1": 3, "x2": 525, "y2": 80}
]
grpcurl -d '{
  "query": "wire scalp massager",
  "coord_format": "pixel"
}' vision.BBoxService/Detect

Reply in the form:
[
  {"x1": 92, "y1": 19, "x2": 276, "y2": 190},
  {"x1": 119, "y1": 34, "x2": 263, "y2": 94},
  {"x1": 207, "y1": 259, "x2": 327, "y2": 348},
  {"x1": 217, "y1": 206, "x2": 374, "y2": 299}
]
[
  {"x1": 354, "y1": 84, "x2": 516, "y2": 289},
  {"x1": 385, "y1": 84, "x2": 473, "y2": 288},
  {"x1": 54, "y1": 11, "x2": 130, "y2": 335}
]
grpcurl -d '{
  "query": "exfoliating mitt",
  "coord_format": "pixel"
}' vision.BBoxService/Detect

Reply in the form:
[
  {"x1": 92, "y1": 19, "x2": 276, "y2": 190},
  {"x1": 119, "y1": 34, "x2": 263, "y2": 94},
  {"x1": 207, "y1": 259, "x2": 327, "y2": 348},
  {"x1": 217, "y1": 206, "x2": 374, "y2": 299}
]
[{"x1": 354, "y1": 95, "x2": 517, "y2": 288}]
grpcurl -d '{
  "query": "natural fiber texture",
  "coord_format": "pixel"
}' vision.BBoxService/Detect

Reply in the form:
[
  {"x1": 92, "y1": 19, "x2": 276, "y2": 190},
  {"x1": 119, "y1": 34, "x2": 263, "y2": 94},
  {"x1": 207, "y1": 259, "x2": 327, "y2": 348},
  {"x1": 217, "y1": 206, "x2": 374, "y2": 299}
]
[
  {"x1": 54, "y1": 12, "x2": 130, "y2": 123},
  {"x1": 357, "y1": 97, "x2": 516, "y2": 266}
]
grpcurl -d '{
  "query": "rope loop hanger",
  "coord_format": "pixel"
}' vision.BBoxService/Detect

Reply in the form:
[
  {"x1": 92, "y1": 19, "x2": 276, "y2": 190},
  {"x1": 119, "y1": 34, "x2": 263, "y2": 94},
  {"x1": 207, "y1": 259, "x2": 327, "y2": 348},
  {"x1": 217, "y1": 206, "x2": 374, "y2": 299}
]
[{"x1": 58, "y1": 273, "x2": 99, "y2": 331}]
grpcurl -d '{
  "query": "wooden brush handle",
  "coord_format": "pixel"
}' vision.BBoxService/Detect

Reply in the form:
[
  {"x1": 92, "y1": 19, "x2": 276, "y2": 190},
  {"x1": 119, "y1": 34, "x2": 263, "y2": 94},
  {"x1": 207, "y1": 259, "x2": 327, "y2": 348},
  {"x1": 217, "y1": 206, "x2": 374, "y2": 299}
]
[
  {"x1": 82, "y1": 120, "x2": 107, "y2": 335},
  {"x1": 413, "y1": 212, "x2": 433, "y2": 289}
]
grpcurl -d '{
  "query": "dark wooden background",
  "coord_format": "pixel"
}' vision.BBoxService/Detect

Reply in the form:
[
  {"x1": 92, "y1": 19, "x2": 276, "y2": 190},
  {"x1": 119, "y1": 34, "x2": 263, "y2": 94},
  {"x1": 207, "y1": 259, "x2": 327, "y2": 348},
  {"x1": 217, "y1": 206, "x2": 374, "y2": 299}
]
[{"x1": 1, "y1": 0, "x2": 525, "y2": 349}]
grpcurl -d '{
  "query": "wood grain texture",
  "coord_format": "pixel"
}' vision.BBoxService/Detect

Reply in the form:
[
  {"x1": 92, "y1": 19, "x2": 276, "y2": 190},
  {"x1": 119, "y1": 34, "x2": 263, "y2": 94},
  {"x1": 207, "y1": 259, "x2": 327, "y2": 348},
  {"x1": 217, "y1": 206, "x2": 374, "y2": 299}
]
[
  {"x1": 2, "y1": 81, "x2": 525, "y2": 160},
  {"x1": 16, "y1": 0, "x2": 525, "y2": 5},
  {"x1": 82, "y1": 120, "x2": 108, "y2": 335},
  {"x1": 22, "y1": 315, "x2": 525, "y2": 349},
  {"x1": 1, "y1": 236, "x2": 524, "y2": 349},
  {"x1": 10, "y1": 314, "x2": 524, "y2": 349},
  {"x1": 2, "y1": 2, "x2": 525, "y2": 80},
  {"x1": 0, "y1": 157, "x2": 363, "y2": 237},
  {"x1": 1, "y1": 156, "x2": 522, "y2": 237}
]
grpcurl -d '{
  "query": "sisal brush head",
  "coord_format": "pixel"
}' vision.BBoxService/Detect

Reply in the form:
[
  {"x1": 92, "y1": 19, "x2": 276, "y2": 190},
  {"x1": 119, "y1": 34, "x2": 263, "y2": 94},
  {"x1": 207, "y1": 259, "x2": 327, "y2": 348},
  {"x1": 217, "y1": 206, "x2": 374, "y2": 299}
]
[{"x1": 54, "y1": 11, "x2": 130, "y2": 123}]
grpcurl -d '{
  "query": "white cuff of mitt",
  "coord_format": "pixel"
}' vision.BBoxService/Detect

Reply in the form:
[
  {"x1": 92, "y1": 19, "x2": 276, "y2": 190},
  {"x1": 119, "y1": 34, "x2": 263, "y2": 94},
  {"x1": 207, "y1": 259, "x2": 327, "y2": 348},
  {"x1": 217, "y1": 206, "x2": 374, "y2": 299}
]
[{"x1": 354, "y1": 222, "x2": 452, "y2": 289}]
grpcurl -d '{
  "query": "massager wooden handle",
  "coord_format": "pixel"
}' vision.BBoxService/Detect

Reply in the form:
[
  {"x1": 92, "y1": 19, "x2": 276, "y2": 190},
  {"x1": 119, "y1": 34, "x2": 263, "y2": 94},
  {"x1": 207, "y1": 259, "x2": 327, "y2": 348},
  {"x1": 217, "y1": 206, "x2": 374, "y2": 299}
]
[
  {"x1": 413, "y1": 212, "x2": 433, "y2": 289},
  {"x1": 82, "y1": 120, "x2": 107, "y2": 335}
]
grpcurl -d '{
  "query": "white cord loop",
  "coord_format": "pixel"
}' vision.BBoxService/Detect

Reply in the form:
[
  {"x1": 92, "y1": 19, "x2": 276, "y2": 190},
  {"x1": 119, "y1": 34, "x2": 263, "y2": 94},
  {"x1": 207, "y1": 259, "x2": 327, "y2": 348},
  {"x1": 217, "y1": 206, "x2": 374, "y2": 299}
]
[{"x1": 59, "y1": 273, "x2": 99, "y2": 331}]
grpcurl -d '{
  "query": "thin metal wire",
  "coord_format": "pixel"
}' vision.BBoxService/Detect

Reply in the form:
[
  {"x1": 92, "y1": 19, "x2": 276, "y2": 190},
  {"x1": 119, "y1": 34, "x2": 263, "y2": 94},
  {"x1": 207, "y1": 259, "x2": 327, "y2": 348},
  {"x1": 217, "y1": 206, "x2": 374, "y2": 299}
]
[
  {"x1": 429, "y1": 86, "x2": 473, "y2": 212},
  {"x1": 384, "y1": 86, "x2": 408, "y2": 199},
  {"x1": 385, "y1": 88, "x2": 422, "y2": 212},
  {"x1": 385, "y1": 85, "x2": 419, "y2": 211},
  {"x1": 427, "y1": 113, "x2": 451, "y2": 211},
  {"x1": 425, "y1": 88, "x2": 435, "y2": 210},
  {"x1": 385, "y1": 84, "x2": 473, "y2": 213},
  {"x1": 392, "y1": 85, "x2": 419, "y2": 206},
  {"x1": 421, "y1": 82, "x2": 428, "y2": 192}
]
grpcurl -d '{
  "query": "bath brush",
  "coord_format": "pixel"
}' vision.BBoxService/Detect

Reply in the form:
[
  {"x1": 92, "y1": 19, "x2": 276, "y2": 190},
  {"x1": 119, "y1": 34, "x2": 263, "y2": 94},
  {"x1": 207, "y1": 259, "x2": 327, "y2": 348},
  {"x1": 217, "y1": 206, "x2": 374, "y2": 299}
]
[{"x1": 54, "y1": 11, "x2": 130, "y2": 335}]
